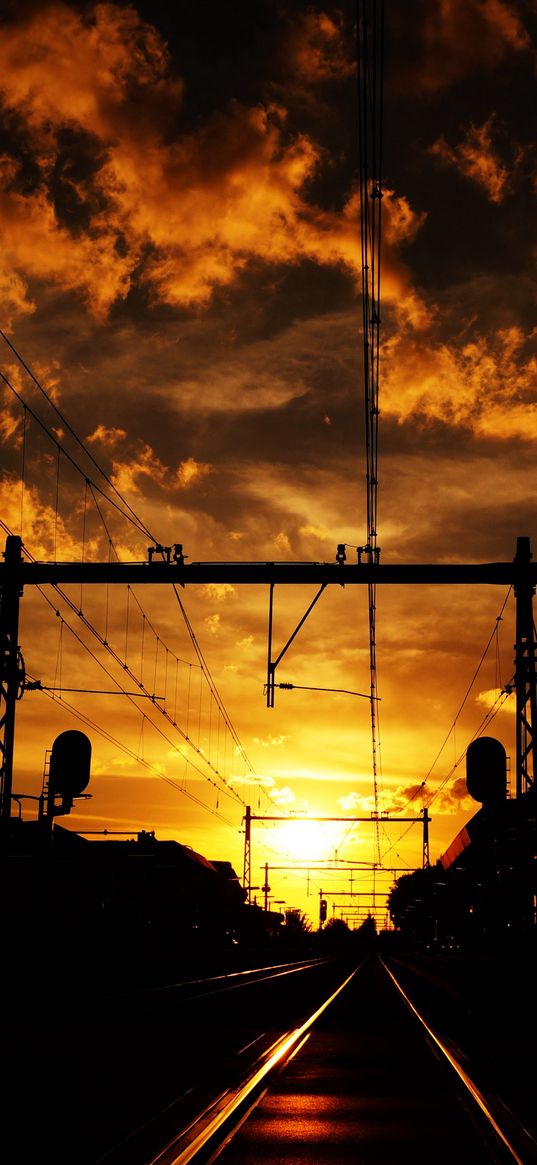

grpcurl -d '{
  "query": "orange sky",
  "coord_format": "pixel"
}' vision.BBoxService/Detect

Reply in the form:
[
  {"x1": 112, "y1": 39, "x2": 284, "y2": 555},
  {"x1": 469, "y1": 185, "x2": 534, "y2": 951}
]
[{"x1": 0, "y1": 0, "x2": 535, "y2": 926}]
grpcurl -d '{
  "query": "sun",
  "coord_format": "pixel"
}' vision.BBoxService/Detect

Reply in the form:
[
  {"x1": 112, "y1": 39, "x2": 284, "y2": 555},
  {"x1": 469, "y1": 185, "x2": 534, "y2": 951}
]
[{"x1": 270, "y1": 817, "x2": 356, "y2": 864}]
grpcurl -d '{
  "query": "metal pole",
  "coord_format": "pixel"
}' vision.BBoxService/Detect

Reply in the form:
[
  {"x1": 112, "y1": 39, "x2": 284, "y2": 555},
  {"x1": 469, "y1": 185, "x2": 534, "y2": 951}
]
[
  {"x1": 263, "y1": 862, "x2": 270, "y2": 911},
  {"x1": 0, "y1": 535, "x2": 23, "y2": 821},
  {"x1": 267, "y1": 583, "x2": 274, "y2": 708},
  {"x1": 422, "y1": 808, "x2": 430, "y2": 869},
  {"x1": 242, "y1": 805, "x2": 251, "y2": 902},
  {"x1": 514, "y1": 536, "x2": 537, "y2": 797}
]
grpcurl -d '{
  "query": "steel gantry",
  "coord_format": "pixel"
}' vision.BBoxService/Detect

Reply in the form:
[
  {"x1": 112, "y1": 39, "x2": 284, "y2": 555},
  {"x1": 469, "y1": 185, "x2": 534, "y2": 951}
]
[
  {"x1": 242, "y1": 807, "x2": 430, "y2": 904},
  {"x1": 1, "y1": 534, "x2": 537, "y2": 825}
]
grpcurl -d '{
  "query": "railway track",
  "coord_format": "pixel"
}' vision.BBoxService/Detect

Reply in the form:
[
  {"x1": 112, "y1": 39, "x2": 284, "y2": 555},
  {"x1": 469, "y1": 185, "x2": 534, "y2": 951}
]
[{"x1": 3, "y1": 950, "x2": 536, "y2": 1164}]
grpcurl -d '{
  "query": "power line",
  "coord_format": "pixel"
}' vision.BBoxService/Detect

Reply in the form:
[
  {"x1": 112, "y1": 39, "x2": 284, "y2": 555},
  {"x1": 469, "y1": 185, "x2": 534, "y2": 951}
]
[
  {"x1": 422, "y1": 587, "x2": 513, "y2": 790},
  {"x1": 0, "y1": 328, "x2": 155, "y2": 540},
  {"x1": 30, "y1": 586, "x2": 247, "y2": 805},
  {"x1": 0, "y1": 339, "x2": 270, "y2": 811},
  {"x1": 32, "y1": 684, "x2": 239, "y2": 828},
  {"x1": 3, "y1": 510, "x2": 251, "y2": 809},
  {"x1": 0, "y1": 367, "x2": 151, "y2": 539},
  {"x1": 357, "y1": 0, "x2": 385, "y2": 861}
]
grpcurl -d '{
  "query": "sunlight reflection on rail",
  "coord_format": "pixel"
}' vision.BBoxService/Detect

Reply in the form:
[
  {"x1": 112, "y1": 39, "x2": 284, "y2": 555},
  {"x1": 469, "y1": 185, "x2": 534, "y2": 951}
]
[
  {"x1": 149, "y1": 964, "x2": 361, "y2": 1165},
  {"x1": 382, "y1": 958, "x2": 526, "y2": 1165}
]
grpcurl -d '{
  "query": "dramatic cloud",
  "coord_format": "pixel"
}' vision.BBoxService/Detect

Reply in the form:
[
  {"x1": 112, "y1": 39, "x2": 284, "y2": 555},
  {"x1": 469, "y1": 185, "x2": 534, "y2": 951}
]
[
  {"x1": 283, "y1": 9, "x2": 354, "y2": 86},
  {"x1": 87, "y1": 424, "x2": 127, "y2": 446},
  {"x1": 381, "y1": 326, "x2": 537, "y2": 438},
  {"x1": 0, "y1": 3, "x2": 426, "y2": 324},
  {"x1": 1, "y1": 2, "x2": 535, "y2": 922},
  {"x1": 252, "y1": 734, "x2": 290, "y2": 748},
  {"x1": 392, "y1": 0, "x2": 531, "y2": 94},
  {"x1": 268, "y1": 784, "x2": 295, "y2": 806},
  {"x1": 236, "y1": 635, "x2": 254, "y2": 651},
  {"x1": 430, "y1": 117, "x2": 517, "y2": 203},
  {"x1": 177, "y1": 457, "x2": 213, "y2": 488},
  {"x1": 0, "y1": 384, "x2": 23, "y2": 444},
  {"x1": 476, "y1": 687, "x2": 515, "y2": 713},
  {"x1": 0, "y1": 156, "x2": 135, "y2": 320},
  {"x1": 427, "y1": 775, "x2": 476, "y2": 814},
  {"x1": 203, "y1": 583, "x2": 236, "y2": 602},
  {"x1": 0, "y1": 472, "x2": 95, "y2": 559},
  {"x1": 111, "y1": 443, "x2": 167, "y2": 494}
]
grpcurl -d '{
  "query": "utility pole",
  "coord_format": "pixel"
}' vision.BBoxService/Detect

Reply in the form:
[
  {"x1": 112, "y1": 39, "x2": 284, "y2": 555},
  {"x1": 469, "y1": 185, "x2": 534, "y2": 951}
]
[
  {"x1": 422, "y1": 807, "x2": 430, "y2": 869},
  {"x1": 514, "y1": 536, "x2": 537, "y2": 797},
  {"x1": 242, "y1": 805, "x2": 251, "y2": 901},
  {"x1": 262, "y1": 862, "x2": 270, "y2": 911},
  {"x1": 0, "y1": 536, "x2": 24, "y2": 822}
]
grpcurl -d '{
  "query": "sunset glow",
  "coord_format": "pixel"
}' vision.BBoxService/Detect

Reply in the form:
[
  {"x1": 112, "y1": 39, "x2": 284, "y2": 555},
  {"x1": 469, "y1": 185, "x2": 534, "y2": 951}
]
[{"x1": 0, "y1": 0, "x2": 535, "y2": 928}]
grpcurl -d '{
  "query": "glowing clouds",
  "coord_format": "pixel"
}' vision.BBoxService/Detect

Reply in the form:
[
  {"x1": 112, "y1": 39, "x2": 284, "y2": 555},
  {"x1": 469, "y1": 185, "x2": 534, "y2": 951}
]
[
  {"x1": 0, "y1": 472, "x2": 90, "y2": 560},
  {"x1": 430, "y1": 118, "x2": 517, "y2": 203},
  {"x1": 0, "y1": 3, "x2": 183, "y2": 140},
  {"x1": 108, "y1": 445, "x2": 214, "y2": 499},
  {"x1": 203, "y1": 583, "x2": 236, "y2": 602},
  {"x1": 282, "y1": 9, "x2": 354, "y2": 86},
  {"x1": 177, "y1": 458, "x2": 213, "y2": 488},
  {"x1": 394, "y1": 0, "x2": 530, "y2": 94},
  {"x1": 381, "y1": 326, "x2": 537, "y2": 439},
  {"x1": 0, "y1": 4, "x2": 427, "y2": 324},
  {"x1": 111, "y1": 444, "x2": 167, "y2": 495},
  {"x1": 87, "y1": 425, "x2": 127, "y2": 446}
]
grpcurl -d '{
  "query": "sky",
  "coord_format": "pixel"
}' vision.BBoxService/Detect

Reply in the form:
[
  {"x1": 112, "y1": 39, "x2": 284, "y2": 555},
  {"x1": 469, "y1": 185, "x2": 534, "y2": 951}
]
[{"x1": 0, "y1": 0, "x2": 536, "y2": 927}]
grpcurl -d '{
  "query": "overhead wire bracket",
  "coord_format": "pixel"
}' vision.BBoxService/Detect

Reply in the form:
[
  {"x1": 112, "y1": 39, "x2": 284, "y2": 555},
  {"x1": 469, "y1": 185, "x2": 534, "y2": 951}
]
[{"x1": 266, "y1": 581, "x2": 327, "y2": 708}]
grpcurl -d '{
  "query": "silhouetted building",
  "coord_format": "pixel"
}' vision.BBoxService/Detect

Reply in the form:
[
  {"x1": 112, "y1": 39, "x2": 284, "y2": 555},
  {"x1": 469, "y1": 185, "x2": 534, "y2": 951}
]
[
  {"x1": 388, "y1": 737, "x2": 537, "y2": 953},
  {"x1": 0, "y1": 820, "x2": 248, "y2": 988}
]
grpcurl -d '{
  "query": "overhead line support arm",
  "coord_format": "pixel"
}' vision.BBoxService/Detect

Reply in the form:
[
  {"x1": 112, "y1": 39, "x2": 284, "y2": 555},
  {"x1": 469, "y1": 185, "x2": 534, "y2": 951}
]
[{"x1": 3, "y1": 561, "x2": 530, "y2": 587}]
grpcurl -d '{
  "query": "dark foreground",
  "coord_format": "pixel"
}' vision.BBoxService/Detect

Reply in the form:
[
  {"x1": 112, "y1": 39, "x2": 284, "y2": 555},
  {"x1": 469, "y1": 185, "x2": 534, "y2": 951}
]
[{"x1": 3, "y1": 939, "x2": 537, "y2": 1165}]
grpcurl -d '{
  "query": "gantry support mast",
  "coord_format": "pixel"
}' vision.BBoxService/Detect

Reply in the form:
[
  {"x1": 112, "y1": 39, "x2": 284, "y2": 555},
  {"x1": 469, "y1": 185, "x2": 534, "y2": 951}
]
[
  {"x1": 0, "y1": 536, "x2": 24, "y2": 820},
  {"x1": 1, "y1": 534, "x2": 537, "y2": 822},
  {"x1": 514, "y1": 536, "x2": 537, "y2": 796}
]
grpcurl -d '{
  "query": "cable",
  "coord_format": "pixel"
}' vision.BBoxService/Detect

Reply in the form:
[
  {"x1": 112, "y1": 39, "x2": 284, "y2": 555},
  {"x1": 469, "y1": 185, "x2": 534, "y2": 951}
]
[
  {"x1": 31, "y1": 683, "x2": 239, "y2": 828},
  {"x1": 0, "y1": 369, "x2": 151, "y2": 539},
  {"x1": 0, "y1": 329, "x2": 155, "y2": 540},
  {"x1": 421, "y1": 586, "x2": 513, "y2": 791},
  {"x1": 0, "y1": 353, "x2": 268, "y2": 809},
  {"x1": 31, "y1": 587, "x2": 246, "y2": 805},
  {"x1": 357, "y1": 0, "x2": 385, "y2": 862},
  {"x1": 426, "y1": 681, "x2": 514, "y2": 810},
  {"x1": 2, "y1": 512, "x2": 250, "y2": 808},
  {"x1": 379, "y1": 595, "x2": 513, "y2": 863},
  {"x1": 172, "y1": 583, "x2": 278, "y2": 803}
]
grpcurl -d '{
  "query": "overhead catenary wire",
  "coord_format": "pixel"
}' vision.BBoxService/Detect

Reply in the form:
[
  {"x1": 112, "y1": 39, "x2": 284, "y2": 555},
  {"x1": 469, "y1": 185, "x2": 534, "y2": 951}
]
[
  {"x1": 0, "y1": 328, "x2": 155, "y2": 540},
  {"x1": 426, "y1": 681, "x2": 514, "y2": 810},
  {"x1": 0, "y1": 333, "x2": 291, "y2": 809},
  {"x1": 31, "y1": 683, "x2": 239, "y2": 829},
  {"x1": 420, "y1": 586, "x2": 513, "y2": 793},
  {"x1": 378, "y1": 594, "x2": 514, "y2": 862},
  {"x1": 30, "y1": 584, "x2": 247, "y2": 805},
  {"x1": 0, "y1": 334, "x2": 278, "y2": 813},
  {"x1": 172, "y1": 584, "x2": 266, "y2": 786},
  {"x1": 0, "y1": 367, "x2": 151, "y2": 539},
  {"x1": 357, "y1": 0, "x2": 385, "y2": 862},
  {"x1": 378, "y1": 674, "x2": 514, "y2": 867},
  {"x1": 0, "y1": 513, "x2": 257, "y2": 813}
]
